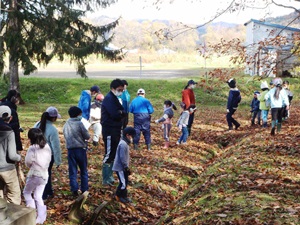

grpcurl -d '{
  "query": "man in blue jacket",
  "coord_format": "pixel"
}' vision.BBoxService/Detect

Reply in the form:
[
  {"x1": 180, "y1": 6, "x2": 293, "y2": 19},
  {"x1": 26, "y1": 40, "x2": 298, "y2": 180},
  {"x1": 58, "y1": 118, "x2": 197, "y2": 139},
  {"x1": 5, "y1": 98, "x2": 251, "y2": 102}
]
[
  {"x1": 129, "y1": 88, "x2": 154, "y2": 150},
  {"x1": 101, "y1": 79, "x2": 126, "y2": 186},
  {"x1": 78, "y1": 85, "x2": 100, "y2": 120}
]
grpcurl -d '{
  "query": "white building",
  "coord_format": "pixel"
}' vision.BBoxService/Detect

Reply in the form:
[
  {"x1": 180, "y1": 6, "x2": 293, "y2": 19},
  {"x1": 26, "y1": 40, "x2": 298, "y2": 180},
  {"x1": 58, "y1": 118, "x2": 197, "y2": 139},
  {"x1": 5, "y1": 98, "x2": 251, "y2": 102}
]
[{"x1": 244, "y1": 19, "x2": 300, "y2": 77}]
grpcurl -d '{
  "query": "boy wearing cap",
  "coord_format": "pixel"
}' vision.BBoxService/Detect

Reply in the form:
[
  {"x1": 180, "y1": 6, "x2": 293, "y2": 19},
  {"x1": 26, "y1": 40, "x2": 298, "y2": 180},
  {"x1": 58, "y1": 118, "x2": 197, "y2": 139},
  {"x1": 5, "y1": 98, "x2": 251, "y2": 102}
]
[
  {"x1": 226, "y1": 78, "x2": 241, "y2": 130},
  {"x1": 0, "y1": 105, "x2": 22, "y2": 204},
  {"x1": 129, "y1": 88, "x2": 154, "y2": 150},
  {"x1": 182, "y1": 80, "x2": 197, "y2": 136},
  {"x1": 250, "y1": 91, "x2": 261, "y2": 126},
  {"x1": 78, "y1": 85, "x2": 100, "y2": 121},
  {"x1": 63, "y1": 106, "x2": 90, "y2": 196}
]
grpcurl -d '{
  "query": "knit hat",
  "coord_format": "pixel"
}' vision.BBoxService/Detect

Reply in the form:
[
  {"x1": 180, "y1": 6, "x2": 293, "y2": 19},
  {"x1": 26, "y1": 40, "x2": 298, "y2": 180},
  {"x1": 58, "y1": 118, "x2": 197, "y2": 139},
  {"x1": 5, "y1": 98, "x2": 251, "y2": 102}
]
[
  {"x1": 260, "y1": 81, "x2": 269, "y2": 90},
  {"x1": 46, "y1": 106, "x2": 61, "y2": 118},
  {"x1": 90, "y1": 85, "x2": 100, "y2": 93},
  {"x1": 137, "y1": 88, "x2": 145, "y2": 95},
  {"x1": 227, "y1": 78, "x2": 236, "y2": 88},
  {"x1": 68, "y1": 106, "x2": 82, "y2": 118},
  {"x1": 0, "y1": 105, "x2": 11, "y2": 119}
]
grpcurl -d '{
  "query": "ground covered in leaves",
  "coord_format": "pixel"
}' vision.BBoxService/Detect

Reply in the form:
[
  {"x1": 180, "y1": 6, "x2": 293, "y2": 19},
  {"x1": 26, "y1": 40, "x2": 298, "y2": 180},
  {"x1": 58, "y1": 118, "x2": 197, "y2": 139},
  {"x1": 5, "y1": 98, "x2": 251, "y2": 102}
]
[{"x1": 20, "y1": 103, "x2": 300, "y2": 225}]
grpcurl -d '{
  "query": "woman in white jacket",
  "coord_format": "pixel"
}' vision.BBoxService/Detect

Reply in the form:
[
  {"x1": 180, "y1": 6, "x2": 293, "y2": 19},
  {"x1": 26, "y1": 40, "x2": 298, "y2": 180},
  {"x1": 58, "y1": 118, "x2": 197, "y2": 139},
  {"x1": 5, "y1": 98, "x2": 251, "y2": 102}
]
[
  {"x1": 264, "y1": 78, "x2": 289, "y2": 135},
  {"x1": 23, "y1": 128, "x2": 51, "y2": 224}
]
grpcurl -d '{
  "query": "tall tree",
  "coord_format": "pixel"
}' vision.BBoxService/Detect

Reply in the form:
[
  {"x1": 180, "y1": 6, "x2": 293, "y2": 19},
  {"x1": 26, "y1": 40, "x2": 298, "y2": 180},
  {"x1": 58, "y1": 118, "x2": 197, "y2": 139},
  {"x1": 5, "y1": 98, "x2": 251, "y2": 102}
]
[{"x1": 0, "y1": 0, "x2": 122, "y2": 91}]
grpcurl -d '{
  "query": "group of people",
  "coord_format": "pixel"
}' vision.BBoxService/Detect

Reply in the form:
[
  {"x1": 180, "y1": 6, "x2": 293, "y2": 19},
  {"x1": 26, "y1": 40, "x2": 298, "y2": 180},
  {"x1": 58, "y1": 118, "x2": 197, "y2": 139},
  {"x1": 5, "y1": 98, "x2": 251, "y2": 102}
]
[{"x1": 226, "y1": 77, "x2": 293, "y2": 136}]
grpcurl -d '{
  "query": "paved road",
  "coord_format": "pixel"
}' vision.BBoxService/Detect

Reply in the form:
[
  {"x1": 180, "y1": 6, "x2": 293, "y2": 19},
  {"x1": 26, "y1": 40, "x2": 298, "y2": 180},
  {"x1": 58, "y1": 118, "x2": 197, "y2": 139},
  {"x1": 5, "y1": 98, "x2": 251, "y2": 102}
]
[{"x1": 21, "y1": 69, "x2": 199, "y2": 79}]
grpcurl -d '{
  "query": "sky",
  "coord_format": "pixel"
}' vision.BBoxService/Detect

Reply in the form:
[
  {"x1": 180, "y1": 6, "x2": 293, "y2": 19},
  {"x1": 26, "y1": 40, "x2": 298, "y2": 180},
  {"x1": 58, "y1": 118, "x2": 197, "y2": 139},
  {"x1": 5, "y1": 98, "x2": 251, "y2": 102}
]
[{"x1": 92, "y1": 0, "x2": 300, "y2": 24}]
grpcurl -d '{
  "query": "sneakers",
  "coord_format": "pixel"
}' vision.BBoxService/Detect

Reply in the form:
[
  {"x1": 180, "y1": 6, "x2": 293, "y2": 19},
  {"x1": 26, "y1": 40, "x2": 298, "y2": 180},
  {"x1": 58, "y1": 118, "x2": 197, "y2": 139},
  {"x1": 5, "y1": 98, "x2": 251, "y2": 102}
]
[
  {"x1": 176, "y1": 141, "x2": 180, "y2": 145},
  {"x1": 235, "y1": 123, "x2": 240, "y2": 130}
]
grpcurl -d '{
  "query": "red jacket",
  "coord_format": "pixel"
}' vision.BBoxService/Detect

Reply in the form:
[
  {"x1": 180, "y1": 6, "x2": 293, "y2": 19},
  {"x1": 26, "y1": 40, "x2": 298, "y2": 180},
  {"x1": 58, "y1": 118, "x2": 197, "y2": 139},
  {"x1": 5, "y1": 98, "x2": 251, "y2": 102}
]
[{"x1": 182, "y1": 89, "x2": 195, "y2": 108}]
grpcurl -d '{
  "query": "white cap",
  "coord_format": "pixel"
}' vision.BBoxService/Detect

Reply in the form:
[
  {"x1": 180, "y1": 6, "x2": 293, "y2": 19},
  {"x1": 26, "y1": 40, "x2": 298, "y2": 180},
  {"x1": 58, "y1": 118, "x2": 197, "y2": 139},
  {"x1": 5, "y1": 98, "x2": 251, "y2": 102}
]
[
  {"x1": 0, "y1": 106, "x2": 11, "y2": 119},
  {"x1": 137, "y1": 88, "x2": 145, "y2": 95},
  {"x1": 260, "y1": 81, "x2": 269, "y2": 89},
  {"x1": 46, "y1": 106, "x2": 61, "y2": 118}
]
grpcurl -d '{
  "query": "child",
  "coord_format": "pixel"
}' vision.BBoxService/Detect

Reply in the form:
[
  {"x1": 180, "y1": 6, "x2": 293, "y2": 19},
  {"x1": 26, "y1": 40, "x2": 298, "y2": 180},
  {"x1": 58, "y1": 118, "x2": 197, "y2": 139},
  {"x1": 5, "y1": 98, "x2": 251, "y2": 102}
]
[
  {"x1": 250, "y1": 91, "x2": 261, "y2": 126},
  {"x1": 155, "y1": 100, "x2": 177, "y2": 148},
  {"x1": 90, "y1": 93, "x2": 104, "y2": 146},
  {"x1": 282, "y1": 80, "x2": 293, "y2": 120},
  {"x1": 176, "y1": 102, "x2": 196, "y2": 145},
  {"x1": 112, "y1": 126, "x2": 136, "y2": 203},
  {"x1": 264, "y1": 78, "x2": 289, "y2": 135},
  {"x1": 23, "y1": 128, "x2": 52, "y2": 224},
  {"x1": 226, "y1": 78, "x2": 241, "y2": 130},
  {"x1": 258, "y1": 81, "x2": 270, "y2": 128},
  {"x1": 63, "y1": 106, "x2": 90, "y2": 196}
]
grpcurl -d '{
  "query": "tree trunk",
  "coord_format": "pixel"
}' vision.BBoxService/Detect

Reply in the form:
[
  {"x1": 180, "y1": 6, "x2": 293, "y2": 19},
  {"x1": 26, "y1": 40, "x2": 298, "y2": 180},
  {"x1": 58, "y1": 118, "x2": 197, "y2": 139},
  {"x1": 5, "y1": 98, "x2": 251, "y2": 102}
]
[{"x1": 8, "y1": 0, "x2": 20, "y2": 92}]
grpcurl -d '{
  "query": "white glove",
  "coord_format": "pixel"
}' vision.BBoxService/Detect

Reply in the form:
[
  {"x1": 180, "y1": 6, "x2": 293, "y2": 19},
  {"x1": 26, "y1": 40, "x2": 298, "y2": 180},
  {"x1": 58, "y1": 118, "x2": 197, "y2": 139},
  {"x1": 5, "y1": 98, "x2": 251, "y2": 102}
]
[
  {"x1": 155, "y1": 119, "x2": 159, "y2": 124},
  {"x1": 226, "y1": 109, "x2": 230, "y2": 113}
]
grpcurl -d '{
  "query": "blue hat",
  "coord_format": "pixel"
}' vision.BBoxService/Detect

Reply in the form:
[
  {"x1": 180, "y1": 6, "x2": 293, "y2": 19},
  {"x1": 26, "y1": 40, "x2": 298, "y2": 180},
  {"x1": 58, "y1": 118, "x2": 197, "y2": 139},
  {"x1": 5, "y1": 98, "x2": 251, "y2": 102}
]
[
  {"x1": 90, "y1": 85, "x2": 100, "y2": 93},
  {"x1": 254, "y1": 91, "x2": 260, "y2": 95},
  {"x1": 188, "y1": 80, "x2": 198, "y2": 85}
]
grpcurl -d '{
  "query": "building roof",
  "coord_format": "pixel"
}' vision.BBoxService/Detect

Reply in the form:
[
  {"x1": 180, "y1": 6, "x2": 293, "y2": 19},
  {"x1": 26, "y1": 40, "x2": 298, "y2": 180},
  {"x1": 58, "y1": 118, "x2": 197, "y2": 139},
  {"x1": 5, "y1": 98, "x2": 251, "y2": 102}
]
[{"x1": 244, "y1": 19, "x2": 300, "y2": 32}]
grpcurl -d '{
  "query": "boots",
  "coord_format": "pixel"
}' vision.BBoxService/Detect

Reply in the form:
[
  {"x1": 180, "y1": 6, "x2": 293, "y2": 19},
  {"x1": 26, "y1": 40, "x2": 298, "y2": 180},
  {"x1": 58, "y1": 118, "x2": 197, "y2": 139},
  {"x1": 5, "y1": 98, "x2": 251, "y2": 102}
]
[
  {"x1": 26, "y1": 199, "x2": 36, "y2": 209},
  {"x1": 36, "y1": 204, "x2": 47, "y2": 224},
  {"x1": 271, "y1": 120, "x2": 276, "y2": 135},
  {"x1": 163, "y1": 142, "x2": 170, "y2": 149},
  {"x1": 277, "y1": 123, "x2": 282, "y2": 133},
  {"x1": 147, "y1": 144, "x2": 151, "y2": 150},
  {"x1": 116, "y1": 189, "x2": 131, "y2": 203},
  {"x1": 102, "y1": 163, "x2": 113, "y2": 186}
]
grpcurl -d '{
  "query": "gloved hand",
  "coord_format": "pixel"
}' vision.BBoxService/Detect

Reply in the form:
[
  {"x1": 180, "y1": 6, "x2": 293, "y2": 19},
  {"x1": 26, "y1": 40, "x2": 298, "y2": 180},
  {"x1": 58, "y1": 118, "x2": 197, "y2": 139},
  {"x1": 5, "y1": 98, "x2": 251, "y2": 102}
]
[
  {"x1": 155, "y1": 119, "x2": 159, "y2": 124},
  {"x1": 226, "y1": 109, "x2": 230, "y2": 113}
]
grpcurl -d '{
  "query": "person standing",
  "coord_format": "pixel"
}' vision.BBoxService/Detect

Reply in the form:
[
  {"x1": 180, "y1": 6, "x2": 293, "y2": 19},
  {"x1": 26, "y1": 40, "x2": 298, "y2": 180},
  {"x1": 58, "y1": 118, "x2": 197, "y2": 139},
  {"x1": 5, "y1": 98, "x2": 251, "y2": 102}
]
[
  {"x1": 0, "y1": 90, "x2": 23, "y2": 152},
  {"x1": 129, "y1": 88, "x2": 154, "y2": 150},
  {"x1": 258, "y1": 81, "x2": 270, "y2": 128},
  {"x1": 112, "y1": 127, "x2": 136, "y2": 203},
  {"x1": 226, "y1": 78, "x2": 241, "y2": 130},
  {"x1": 34, "y1": 106, "x2": 62, "y2": 200},
  {"x1": 23, "y1": 128, "x2": 51, "y2": 224},
  {"x1": 181, "y1": 80, "x2": 197, "y2": 136},
  {"x1": 0, "y1": 105, "x2": 22, "y2": 205},
  {"x1": 101, "y1": 79, "x2": 126, "y2": 186},
  {"x1": 63, "y1": 106, "x2": 90, "y2": 196},
  {"x1": 78, "y1": 85, "x2": 101, "y2": 121},
  {"x1": 250, "y1": 91, "x2": 261, "y2": 126},
  {"x1": 264, "y1": 78, "x2": 289, "y2": 135},
  {"x1": 120, "y1": 80, "x2": 130, "y2": 129},
  {"x1": 90, "y1": 94, "x2": 104, "y2": 146}
]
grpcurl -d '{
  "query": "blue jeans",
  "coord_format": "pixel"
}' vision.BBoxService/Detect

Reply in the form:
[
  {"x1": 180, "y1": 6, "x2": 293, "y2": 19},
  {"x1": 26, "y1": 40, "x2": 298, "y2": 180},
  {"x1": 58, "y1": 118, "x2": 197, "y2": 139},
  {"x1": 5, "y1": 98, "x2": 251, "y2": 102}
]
[
  {"x1": 67, "y1": 148, "x2": 88, "y2": 193},
  {"x1": 178, "y1": 127, "x2": 188, "y2": 143},
  {"x1": 261, "y1": 110, "x2": 269, "y2": 123}
]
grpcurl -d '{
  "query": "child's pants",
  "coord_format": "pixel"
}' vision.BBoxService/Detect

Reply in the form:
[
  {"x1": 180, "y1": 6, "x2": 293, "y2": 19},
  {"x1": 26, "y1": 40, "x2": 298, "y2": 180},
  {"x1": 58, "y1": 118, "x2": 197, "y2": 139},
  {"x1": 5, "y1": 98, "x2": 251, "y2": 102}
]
[
  {"x1": 251, "y1": 110, "x2": 261, "y2": 124},
  {"x1": 178, "y1": 127, "x2": 188, "y2": 143},
  {"x1": 261, "y1": 110, "x2": 269, "y2": 123},
  {"x1": 91, "y1": 123, "x2": 102, "y2": 142},
  {"x1": 115, "y1": 170, "x2": 129, "y2": 198},
  {"x1": 163, "y1": 124, "x2": 172, "y2": 142},
  {"x1": 23, "y1": 176, "x2": 47, "y2": 207},
  {"x1": 226, "y1": 109, "x2": 239, "y2": 128}
]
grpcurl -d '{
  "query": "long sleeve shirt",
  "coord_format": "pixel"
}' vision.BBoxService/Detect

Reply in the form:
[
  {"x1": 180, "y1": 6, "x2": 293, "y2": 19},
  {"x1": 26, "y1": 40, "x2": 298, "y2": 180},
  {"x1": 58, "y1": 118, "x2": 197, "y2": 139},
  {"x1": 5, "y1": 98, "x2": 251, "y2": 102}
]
[
  {"x1": 264, "y1": 87, "x2": 289, "y2": 108},
  {"x1": 182, "y1": 89, "x2": 195, "y2": 108},
  {"x1": 176, "y1": 110, "x2": 189, "y2": 128},
  {"x1": 112, "y1": 139, "x2": 130, "y2": 172}
]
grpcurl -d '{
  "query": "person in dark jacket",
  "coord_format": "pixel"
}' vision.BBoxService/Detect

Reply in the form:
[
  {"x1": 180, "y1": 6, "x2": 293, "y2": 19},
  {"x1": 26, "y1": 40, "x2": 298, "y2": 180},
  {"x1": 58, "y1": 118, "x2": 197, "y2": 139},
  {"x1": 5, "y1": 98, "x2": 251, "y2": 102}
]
[
  {"x1": 226, "y1": 78, "x2": 241, "y2": 130},
  {"x1": 0, "y1": 105, "x2": 21, "y2": 204},
  {"x1": 101, "y1": 79, "x2": 126, "y2": 186},
  {"x1": 0, "y1": 90, "x2": 23, "y2": 152},
  {"x1": 250, "y1": 91, "x2": 261, "y2": 126}
]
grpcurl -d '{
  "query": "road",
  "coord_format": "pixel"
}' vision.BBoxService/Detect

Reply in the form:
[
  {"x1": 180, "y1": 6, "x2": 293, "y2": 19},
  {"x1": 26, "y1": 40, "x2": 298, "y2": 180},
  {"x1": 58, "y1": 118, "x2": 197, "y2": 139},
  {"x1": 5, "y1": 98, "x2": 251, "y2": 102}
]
[{"x1": 21, "y1": 69, "x2": 199, "y2": 79}]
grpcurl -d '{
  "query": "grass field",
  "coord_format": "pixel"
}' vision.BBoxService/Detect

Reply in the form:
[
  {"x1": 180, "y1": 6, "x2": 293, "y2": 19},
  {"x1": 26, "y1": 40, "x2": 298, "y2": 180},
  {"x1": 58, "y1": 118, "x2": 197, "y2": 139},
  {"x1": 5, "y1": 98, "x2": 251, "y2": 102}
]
[{"x1": 1, "y1": 75, "x2": 300, "y2": 224}]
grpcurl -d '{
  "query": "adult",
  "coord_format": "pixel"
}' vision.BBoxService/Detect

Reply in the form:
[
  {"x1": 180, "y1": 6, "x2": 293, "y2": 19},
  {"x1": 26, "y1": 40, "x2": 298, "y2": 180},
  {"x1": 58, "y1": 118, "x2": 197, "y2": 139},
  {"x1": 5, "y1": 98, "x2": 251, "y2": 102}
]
[
  {"x1": 265, "y1": 78, "x2": 289, "y2": 135},
  {"x1": 0, "y1": 90, "x2": 23, "y2": 152},
  {"x1": 120, "y1": 80, "x2": 131, "y2": 129},
  {"x1": 90, "y1": 93, "x2": 104, "y2": 146},
  {"x1": 0, "y1": 105, "x2": 21, "y2": 204},
  {"x1": 101, "y1": 79, "x2": 126, "y2": 186},
  {"x1": 78, "y1": 85, "x2": 100, "y2": 120},
  {"x1": 34, "y1": 106, "x2": 62, "y2": 200},
  {"x1": 181, "y1": 80, "x2": 197, "y2": 136},
  {"x1": 129, "y1": 88, "x2": 154, "y2": 150}
]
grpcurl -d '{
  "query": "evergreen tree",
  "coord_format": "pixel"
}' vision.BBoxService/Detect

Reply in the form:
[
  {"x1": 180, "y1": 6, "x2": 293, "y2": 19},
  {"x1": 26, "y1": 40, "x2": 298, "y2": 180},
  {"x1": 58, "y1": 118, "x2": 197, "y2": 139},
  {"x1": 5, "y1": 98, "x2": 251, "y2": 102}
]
[{"x1": 0, "y1": 0, "x2": 122, "y2": 90}]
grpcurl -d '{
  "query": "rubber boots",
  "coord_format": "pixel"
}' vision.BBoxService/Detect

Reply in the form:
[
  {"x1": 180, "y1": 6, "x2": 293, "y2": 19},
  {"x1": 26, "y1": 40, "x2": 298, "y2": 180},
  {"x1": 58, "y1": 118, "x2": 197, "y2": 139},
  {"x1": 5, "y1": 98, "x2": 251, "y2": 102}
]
[
  {"x1": 147, "y1": 144, "x2": 151, "y2": 150},
  {"x1": 102, "y1": 163, "x2": 113, "y2": 186},
  {"x1": 271, "y1": 120, "x2": 276, "y2": 135},
  {"x1": 163, "y1": 142, "x2": 170, "y2": 149},
  {"x1": 36, "y1": 204, "x2": 47, "y2": 224},
  {"x1": 277, "y1": 123, "x2": 282, "y2": 133}
]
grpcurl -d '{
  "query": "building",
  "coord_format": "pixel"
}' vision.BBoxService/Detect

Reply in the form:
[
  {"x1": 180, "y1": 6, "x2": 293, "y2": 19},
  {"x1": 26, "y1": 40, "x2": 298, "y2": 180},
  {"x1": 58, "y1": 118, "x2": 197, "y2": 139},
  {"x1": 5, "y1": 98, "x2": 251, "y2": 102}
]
[{"x1": 244, "y1": 19, "x2": 300, "y2": 77}]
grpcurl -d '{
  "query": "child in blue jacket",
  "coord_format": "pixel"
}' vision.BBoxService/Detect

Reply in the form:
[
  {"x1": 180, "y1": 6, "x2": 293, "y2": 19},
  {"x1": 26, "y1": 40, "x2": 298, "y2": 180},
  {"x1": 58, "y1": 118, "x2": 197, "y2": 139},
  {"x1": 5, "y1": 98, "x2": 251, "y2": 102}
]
[{"x1": 250, "y1": 91, "x2": 261, "y2": 126}]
